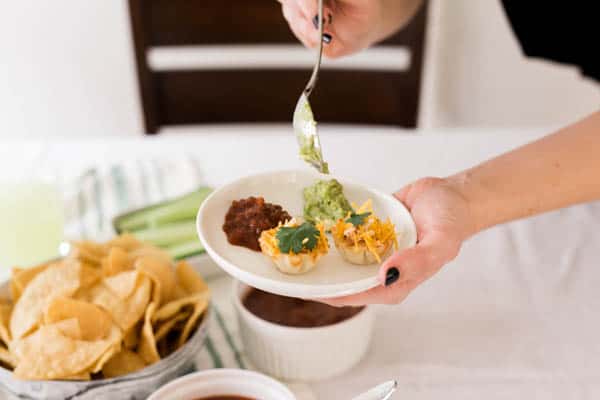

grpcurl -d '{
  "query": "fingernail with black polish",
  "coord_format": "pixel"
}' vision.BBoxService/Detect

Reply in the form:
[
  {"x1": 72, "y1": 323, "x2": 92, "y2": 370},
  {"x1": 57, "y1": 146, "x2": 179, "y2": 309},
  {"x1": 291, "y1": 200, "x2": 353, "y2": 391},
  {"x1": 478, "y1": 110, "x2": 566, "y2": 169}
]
[
  {"x1": 312, "y1": 15, "x2": 319, "y2": 29},
  {"x1": 322, "y1": 33, "x2": 332, "y2": 44},
  {"x1": 385, "y1": 267, "x2": 400, "y2": 286}
]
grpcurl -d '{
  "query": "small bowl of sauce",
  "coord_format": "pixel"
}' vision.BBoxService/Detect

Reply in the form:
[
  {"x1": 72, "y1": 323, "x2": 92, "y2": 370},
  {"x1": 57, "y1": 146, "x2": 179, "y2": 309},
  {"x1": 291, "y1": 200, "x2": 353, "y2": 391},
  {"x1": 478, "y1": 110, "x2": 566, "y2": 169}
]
[
  {"x1": 148, "y1": 369, "x2": 295, "y2": 400},
  {"x1": 233, "y1": 281, "x2": 375, "y2": 382},
  {"x1": 242, "y1": 288, "x2": 364, "y2": 328}
]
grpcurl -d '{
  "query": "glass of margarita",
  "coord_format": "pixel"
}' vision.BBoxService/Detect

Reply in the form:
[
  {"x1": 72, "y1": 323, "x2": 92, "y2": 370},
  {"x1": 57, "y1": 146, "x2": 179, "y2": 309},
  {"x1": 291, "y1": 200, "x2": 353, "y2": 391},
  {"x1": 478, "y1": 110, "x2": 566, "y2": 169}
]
[{"x1": 0, "y1": 179, "x2": 64, "y2": 271}]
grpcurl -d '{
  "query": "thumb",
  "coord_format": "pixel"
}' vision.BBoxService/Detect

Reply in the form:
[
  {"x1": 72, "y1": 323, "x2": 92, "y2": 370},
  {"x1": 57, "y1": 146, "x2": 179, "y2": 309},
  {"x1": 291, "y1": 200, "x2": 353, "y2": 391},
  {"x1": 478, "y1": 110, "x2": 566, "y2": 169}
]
[
  {"x1": 394, "y1": 177, "x2": 444, "y2": 209},
  {"x1": 393, "y1": 185, "x2": 412, "y2": 206}
]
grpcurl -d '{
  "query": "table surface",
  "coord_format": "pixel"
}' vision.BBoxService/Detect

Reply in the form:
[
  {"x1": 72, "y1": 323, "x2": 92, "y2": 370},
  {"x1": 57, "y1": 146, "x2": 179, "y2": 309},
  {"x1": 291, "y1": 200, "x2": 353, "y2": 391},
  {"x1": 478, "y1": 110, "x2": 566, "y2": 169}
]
[{"x1": 2, "y1": 125, "x2": 599, "y2": 399}]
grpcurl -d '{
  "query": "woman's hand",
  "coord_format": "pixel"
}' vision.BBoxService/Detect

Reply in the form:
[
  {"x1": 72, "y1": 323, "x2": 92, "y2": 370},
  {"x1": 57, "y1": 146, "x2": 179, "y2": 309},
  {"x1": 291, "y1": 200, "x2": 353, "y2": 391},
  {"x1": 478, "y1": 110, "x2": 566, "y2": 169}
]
[
  {"x1": 278, "y1": 0, "x2": 423, "y2": 58},
  {"x1": 322, "y1": 110, "x2": 600, "y2": 306},
  {"x1": 322, "y1": 177, "x2": 476, "y2": 306}
]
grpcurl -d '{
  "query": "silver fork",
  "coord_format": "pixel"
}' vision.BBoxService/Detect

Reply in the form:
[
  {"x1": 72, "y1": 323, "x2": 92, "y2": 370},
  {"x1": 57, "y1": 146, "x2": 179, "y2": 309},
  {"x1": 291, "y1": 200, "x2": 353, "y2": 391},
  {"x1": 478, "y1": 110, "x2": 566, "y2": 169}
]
[{"x1": 293, "y1": 0, "x2": 329, "y2": 174}]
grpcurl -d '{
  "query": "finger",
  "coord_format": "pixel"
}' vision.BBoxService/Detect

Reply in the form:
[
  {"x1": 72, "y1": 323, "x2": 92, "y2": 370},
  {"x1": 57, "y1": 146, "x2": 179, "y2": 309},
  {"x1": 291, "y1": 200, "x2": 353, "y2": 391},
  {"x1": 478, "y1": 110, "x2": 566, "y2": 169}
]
[
  {"x1": 379, "y1": 232, "x2": 452, "y2": 287},
  {"x1": 294, "y1": 0, "x2": 318, "y2": 21},
  {"x1": 293, "y1": 0, "x2": 335, "y2": 27},
  {"x1": 394, "y1": 177, "x2": 442, "y2": 208},
  {"x1": 318, "y1": 286, "x2": 383, "y2": 307},
  {"x1": 318, "y1": 280, "x2": 412, "y2": 306},
  {"x1": 281, "y1": 2, "x2": 319, "y2": 48},
  {"x1": 321, "y1": 29, "x2": 351, "y2": 59},
  {"x1": 294, "y1": 0, "x2": 339, "y2": 54}
]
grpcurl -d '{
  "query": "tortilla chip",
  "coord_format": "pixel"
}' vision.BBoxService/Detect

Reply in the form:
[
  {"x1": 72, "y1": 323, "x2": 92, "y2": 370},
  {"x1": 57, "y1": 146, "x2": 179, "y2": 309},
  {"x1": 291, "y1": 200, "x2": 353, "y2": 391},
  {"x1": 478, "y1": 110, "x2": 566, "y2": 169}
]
[
  {"x1": 153, "y1": 293, "x2": 209, "y2": 323},
  {"x1": 10, "y1": 263, "x2": 49, "y2": 302},
  {"x1": 9, "y1": 275, "x2": 20, "y2": 305},
  {"x1": 80, "y1": 263, "x2": 102, "y2": 289},
  {"x1": 177, "y1": 298, "x2": 208, "y2": 348},
  {"x1": 135, "y1": 256, "x2": 176, "y2": 306},
  {"x1": 172, "y1": 284, "x2": 188, "y2": 300},
  {"x1": 129, "y1": 246, "x2": 171, "y2": 266},
  {"x1": 74, "y1": 240, "x2": 107, "y2": 256},
  {"x1": 12, "y1": 320, "x2": 120, "y2": 380},
  {"x1": 61, "y1": 372, "x2": 91, "y2": 381},
  {"x1": 107, "y1": 234, "x2": 142, "y2": 252},
  {"x1": 175, "y1": 261, "x2": 209, "y2": 295},
  {"x1": 10, "y1": 260, "x2": 81, "y2": 340},
  {"x1": 102, "y1": 349, "x2": 146, "y2": 378},
  {"x1": 0, "y1": 302, "x2": 12, "y2": 345},
  {"x1": 154, "y1": 311, "x2": 190, "y2": 343},
  {"x1": 83, "y1": 276, "x2": 151, "y2": 333},
  {"x1": 137, "y1": 302, "x2": 160, "y2": 364},
  {"x1": 123, "y1": 323, "x2": 141, "y2": 349},
  {"x1": 44, "y1": 297, "x2": 113, "y2": 341},
  {"x1": 70, "y1": 241, "x2": 107, "y2": 266},
  {"x1": 0, "y1": 346, "x2": 16, "y2": 368},
  {"x1": 90, "y1": 342, "x2": 122, "y2": 373},
  {"x1": 102, "y1": 247, "x2": 132, "y2": 277},
  {"x1": 54, "y1": 317, "x2": 83, "y2": 340},
  {"x1": 103, "y1": 271, "x2": 139, "y2": 300}
]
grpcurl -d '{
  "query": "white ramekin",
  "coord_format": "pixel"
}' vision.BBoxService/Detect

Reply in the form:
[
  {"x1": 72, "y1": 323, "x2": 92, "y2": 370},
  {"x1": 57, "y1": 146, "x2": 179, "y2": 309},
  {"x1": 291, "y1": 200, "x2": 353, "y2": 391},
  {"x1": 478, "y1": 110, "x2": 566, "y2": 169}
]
[
  {"x1": 233, "y1": 281, "x2": 375, "y2": 382},
  {"x1": 147, "y1": 368, "x2": 296, "y2": 400}
]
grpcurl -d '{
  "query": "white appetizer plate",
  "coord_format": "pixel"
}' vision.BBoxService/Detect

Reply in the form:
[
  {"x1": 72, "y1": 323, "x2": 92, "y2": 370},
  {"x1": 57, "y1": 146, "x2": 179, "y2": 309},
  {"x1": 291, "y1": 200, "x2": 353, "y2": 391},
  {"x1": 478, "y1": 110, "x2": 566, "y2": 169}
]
[{"x1": 197, "y1": 170, "x2": 416, "y2": 299}]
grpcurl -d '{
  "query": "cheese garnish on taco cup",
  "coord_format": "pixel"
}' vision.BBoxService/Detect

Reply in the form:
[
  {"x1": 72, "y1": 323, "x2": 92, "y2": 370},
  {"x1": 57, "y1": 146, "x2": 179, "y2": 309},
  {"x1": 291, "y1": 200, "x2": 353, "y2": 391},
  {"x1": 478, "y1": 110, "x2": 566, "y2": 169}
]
[
  {"x1": 259, "y1": 219, "x2": 328, "y2": 274},
  {"x1": 332, "y1": 200, "x2": 398, "y2": 265}
]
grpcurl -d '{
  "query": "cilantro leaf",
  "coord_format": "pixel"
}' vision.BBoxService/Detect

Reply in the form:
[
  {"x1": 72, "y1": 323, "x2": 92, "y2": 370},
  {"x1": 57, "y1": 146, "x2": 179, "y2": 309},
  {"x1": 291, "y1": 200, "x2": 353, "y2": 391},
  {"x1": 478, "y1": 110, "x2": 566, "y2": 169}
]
[
  {"x1": 345, "y1": 212, "x2": 371, "y2": 226},
  {"x1": 276, "y1": 222, "x2": 320, "y2": 254}
]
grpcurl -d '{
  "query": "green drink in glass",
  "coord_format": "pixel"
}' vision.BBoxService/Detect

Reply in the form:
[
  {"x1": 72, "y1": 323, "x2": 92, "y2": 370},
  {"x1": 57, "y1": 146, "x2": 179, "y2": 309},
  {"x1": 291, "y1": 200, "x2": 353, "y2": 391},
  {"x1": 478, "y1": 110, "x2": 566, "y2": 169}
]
[{"x1": 0, "y1": 181, "x2": 64, "y2": 270}]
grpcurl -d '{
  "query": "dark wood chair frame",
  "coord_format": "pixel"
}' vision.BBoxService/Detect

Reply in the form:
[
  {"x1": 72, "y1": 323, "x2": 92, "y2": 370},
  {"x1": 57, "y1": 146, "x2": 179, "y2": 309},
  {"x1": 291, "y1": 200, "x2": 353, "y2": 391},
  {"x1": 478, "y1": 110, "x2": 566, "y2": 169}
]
[{"x1": 129, "y1": 0, "x2": 429, "y2": 134}]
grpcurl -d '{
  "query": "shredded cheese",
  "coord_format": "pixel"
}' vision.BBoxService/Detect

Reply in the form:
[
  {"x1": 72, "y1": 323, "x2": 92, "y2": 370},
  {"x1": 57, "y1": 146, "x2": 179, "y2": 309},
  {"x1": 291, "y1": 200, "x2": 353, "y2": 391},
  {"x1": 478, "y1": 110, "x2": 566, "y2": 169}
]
[
  {"x1": 259, "y1": 219, "x2": 328, "y2": 262},
  {"x1": 332, "y1": 200, "x2": 398, "y2": 263}
]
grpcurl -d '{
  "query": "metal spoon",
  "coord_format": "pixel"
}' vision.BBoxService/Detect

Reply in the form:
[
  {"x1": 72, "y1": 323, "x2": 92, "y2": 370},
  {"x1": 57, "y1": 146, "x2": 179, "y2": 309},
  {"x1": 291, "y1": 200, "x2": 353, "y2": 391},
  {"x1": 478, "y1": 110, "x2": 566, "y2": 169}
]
[
  {"x1": 293, "y1": 0, "x2": 329, "y2": 174},
  {"x1": 351, "y1": 380, "x2": 398, "y2": 400}
]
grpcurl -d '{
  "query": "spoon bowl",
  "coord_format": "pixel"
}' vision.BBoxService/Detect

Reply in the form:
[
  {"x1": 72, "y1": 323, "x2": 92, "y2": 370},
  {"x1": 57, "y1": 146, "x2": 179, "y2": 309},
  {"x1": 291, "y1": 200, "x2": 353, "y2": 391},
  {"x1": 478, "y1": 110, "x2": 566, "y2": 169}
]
[{"x1": 293, "y1": 0, "x2": 329, "y2": 174}]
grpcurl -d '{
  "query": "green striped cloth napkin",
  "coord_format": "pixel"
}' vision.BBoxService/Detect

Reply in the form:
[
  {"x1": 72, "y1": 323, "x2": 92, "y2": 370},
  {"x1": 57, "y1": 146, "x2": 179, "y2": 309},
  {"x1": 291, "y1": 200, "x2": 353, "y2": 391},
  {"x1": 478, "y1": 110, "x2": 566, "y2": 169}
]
[
  {"x1": 195, "y1": 276, "x2": 249, "y2": 371},
  {"x1": 64, "y1": 157, "x2": 203, "y2": 241}
]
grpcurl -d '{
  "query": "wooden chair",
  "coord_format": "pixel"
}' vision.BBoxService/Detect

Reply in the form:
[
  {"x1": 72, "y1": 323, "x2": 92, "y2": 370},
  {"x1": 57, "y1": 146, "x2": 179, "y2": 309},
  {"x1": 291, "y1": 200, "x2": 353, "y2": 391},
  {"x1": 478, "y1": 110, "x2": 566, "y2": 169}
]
[{"x1": 129, "y1": 0, "x2": 429, "y2": 134}]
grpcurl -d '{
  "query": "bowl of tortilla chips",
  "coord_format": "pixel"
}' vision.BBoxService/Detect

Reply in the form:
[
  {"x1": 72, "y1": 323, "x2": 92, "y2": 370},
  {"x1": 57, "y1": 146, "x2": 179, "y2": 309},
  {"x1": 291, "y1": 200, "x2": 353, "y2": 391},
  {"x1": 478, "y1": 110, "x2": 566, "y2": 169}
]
[{"x1": 0, "y1": 234, "x2": 210, "y2": 400}]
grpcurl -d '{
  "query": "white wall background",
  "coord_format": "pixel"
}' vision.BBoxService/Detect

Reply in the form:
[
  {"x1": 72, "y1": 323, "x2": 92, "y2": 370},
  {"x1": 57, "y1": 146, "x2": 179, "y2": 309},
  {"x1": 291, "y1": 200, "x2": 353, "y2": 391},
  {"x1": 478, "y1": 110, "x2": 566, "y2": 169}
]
[
  {"x1": 422, "y1": 0, "x2": 599, "y2": 129},
  {"x1": 0, "y1": 1, "x2": 142, "y2": 139},
  {"x1": 0, "y1": 0, "x2": 598, "y2": 139}
]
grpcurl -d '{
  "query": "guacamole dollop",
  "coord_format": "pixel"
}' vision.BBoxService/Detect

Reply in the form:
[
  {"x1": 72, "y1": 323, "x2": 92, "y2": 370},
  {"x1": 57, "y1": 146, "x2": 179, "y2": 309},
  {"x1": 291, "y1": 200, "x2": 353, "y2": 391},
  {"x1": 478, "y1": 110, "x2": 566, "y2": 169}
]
[
  {"x1": 303, "y1": 179, "x2": 352, "y2": 228},
  {"x1": 299, "y1": 136, "x2": 329, "y2": 174},
  {"x1": 295, "y1": 98, "x2": 329, "y2": 174}
]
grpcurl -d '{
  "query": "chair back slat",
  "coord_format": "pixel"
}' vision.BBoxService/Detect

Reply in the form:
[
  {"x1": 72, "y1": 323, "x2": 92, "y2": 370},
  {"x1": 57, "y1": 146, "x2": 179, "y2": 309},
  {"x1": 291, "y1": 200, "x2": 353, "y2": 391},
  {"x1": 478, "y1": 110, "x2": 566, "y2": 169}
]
[
  {"x1": 156, "y1": 69, "x2": 420, "y2": 125},
  {"x1": 129, "y1": 0, "x2": 429, "y2": 133}
]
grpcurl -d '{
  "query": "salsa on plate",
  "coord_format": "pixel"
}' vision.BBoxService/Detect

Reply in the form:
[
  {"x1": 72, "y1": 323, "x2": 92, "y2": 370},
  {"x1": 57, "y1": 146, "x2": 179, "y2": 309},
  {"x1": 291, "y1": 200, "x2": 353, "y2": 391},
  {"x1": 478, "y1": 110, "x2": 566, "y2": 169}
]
[{"x1": 223, "y1": 197, "x2": 291, "y2": 251}]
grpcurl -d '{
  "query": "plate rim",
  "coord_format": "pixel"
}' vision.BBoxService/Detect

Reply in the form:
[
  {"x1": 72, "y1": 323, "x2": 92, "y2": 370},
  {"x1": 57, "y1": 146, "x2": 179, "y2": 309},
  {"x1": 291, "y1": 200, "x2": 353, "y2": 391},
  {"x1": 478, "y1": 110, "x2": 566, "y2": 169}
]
[{"x1": 196, "y1": 169, "x2": 416, "y2": 298}]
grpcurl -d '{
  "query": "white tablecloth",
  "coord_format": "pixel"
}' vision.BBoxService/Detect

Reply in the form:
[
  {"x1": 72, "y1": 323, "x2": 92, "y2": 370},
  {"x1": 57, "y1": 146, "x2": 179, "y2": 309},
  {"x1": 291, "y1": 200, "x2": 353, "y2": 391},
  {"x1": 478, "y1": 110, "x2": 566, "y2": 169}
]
[{"x1": 2, "y1": 125, "x2": 600, "y2": 399}]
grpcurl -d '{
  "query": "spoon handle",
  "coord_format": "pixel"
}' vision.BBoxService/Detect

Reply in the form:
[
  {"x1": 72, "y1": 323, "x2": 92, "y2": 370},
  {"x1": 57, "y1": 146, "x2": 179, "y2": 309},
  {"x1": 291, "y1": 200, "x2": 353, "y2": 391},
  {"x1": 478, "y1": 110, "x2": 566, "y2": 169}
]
[
  {"x1": 351, "y1": 380, "x2": 398, "y2": 400},
  {"x1": 303, "y1": 0, "x2": 324, "y2": 97}
]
